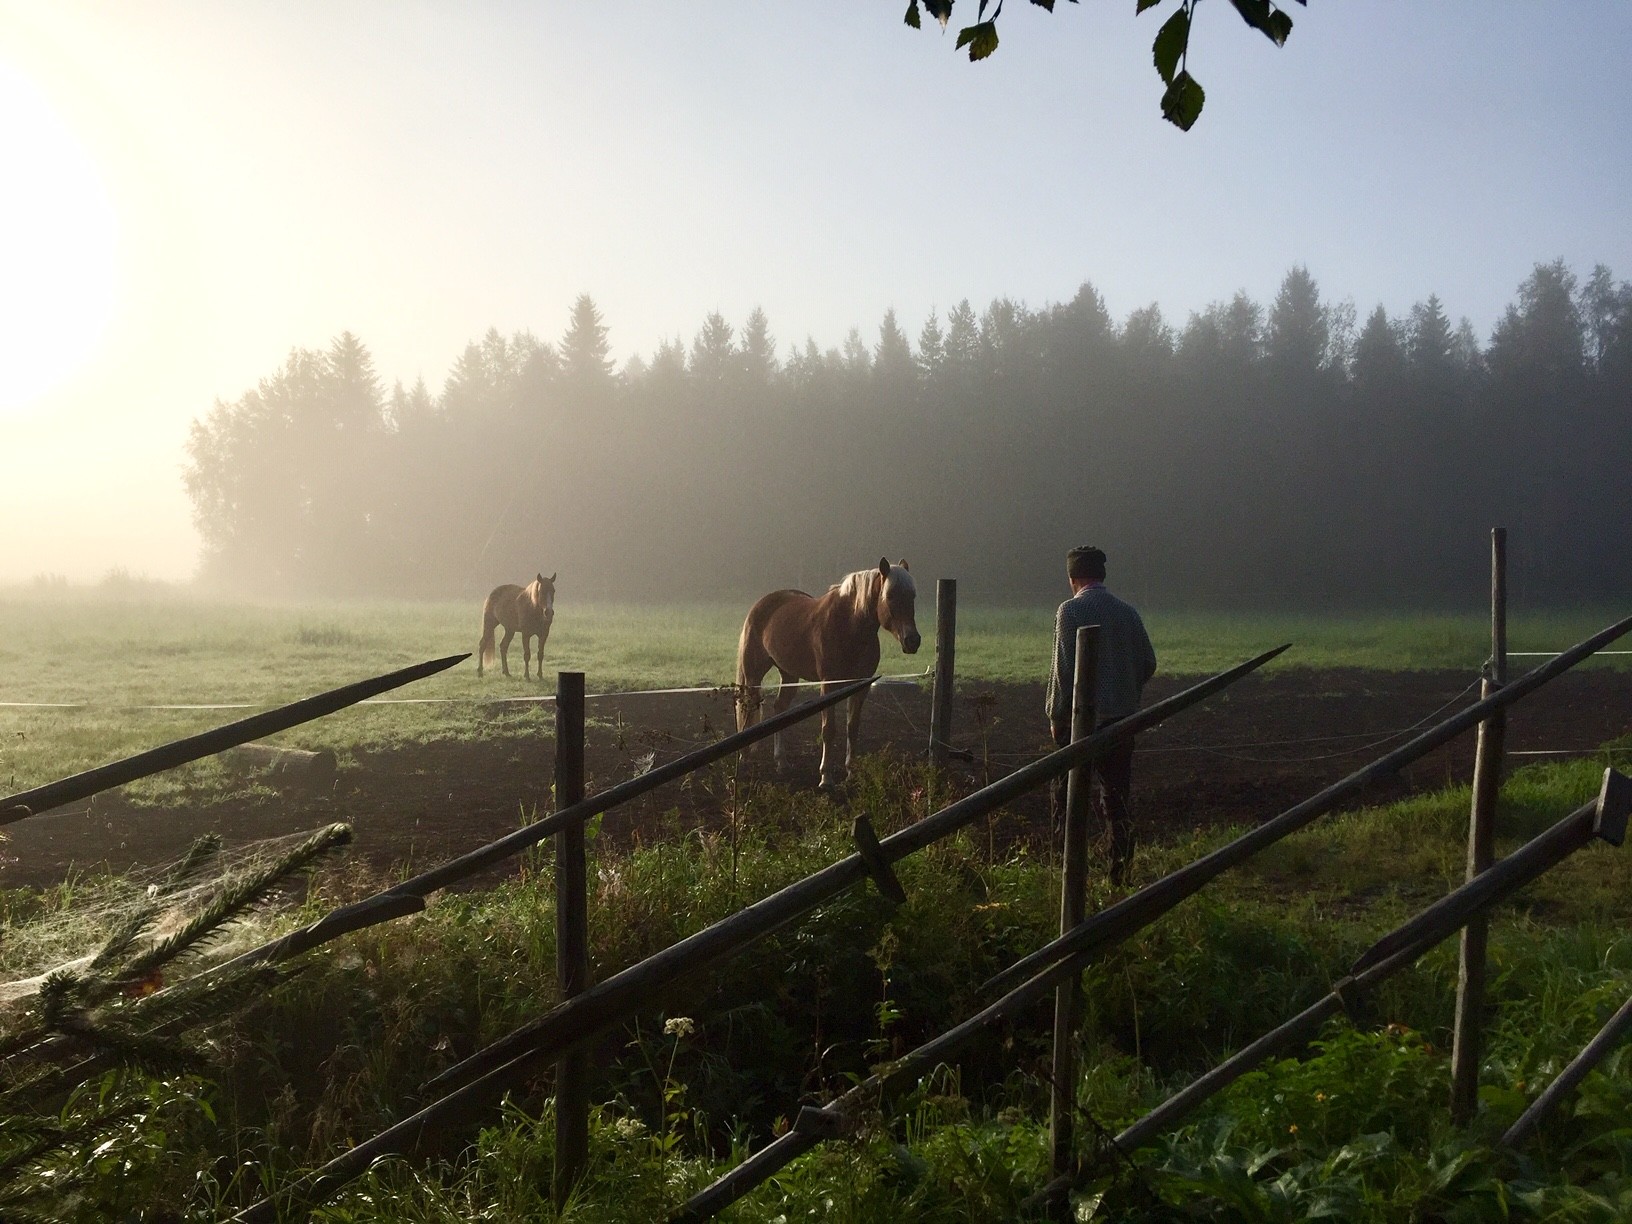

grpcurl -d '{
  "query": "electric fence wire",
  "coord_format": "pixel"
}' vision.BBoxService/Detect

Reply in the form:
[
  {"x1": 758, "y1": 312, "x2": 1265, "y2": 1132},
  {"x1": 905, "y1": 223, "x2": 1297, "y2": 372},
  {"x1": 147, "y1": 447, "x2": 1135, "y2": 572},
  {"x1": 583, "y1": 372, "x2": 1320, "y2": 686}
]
[
  {"x1": 4, "y1": 653, "x2": 1620, "y2": 768},
  {"x1": 0, "y1": 669, "x2": 934, "y2": 713},
  {"x1": 974, "y1": 674, "x2": 1489, "y2": 767}
]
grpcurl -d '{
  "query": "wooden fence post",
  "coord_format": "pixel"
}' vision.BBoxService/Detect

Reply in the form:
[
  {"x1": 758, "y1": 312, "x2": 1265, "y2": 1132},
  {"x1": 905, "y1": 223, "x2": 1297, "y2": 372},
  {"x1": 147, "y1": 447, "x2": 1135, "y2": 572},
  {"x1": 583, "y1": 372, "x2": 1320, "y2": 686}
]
[
  {"x1": 1452, "y1": 527, "x2": 1507, "y2": 1124},
  {"x1": 553, "y1": 672, "x2": 589, "y2": 1208},
  {"x1": 1049, "y1": 625, "x2": 1098, "y2": 1214},
  {"x1": 929, "y1": 579, "x2": 957, "y2": 766}
]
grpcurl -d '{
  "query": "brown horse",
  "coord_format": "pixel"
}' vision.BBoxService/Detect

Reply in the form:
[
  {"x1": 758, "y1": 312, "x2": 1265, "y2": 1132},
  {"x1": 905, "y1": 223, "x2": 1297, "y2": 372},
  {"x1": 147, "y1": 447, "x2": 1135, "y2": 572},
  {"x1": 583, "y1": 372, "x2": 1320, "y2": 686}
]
[
  {"x1": 736, "y1": 557, "x2": 921, "y2": 789},
  {"x1": 477, "y1": 572, "x2": 556, "y2": 679}
]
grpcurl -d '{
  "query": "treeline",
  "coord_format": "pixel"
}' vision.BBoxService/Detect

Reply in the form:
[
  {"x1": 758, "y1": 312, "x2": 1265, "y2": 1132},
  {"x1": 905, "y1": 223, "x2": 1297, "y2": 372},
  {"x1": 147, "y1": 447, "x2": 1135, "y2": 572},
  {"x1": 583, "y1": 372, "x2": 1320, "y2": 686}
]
[{"x1": 184, "y1": 261, "x2": 1632, "y2": 607}]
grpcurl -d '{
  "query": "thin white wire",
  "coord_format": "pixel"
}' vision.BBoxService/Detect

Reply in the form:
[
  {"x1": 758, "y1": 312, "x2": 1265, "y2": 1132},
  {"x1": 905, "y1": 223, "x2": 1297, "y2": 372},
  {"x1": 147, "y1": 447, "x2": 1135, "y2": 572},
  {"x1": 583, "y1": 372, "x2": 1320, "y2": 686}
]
[
  {"x1": 0, "y1": 669, "x2": 931, "y2": 712},
  {"x1": 1510, "y1": 748, "x2": 1631, "y2": 757},
  {"x1": 1509, "y1": 651, "x2": 1632, "y2": 656}
]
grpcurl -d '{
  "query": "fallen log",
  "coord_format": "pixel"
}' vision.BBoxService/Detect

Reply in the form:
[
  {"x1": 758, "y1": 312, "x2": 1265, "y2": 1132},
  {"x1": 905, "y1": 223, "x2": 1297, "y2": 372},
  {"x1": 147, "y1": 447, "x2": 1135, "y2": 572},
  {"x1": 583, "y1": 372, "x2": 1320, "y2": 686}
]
[{"x1": 223, "y1": 743, "x2": 338, "y2": 791}]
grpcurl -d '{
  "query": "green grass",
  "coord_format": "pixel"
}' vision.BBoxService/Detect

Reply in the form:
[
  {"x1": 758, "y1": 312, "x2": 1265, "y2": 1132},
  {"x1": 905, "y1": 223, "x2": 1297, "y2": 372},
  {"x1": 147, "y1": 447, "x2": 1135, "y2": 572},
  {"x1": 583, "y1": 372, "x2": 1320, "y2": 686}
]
[
  {"x1": 969, "y1": 605, "x2": 1632, "y2": 682},
  {"x1": 2, "y1": 589, "x2": 1629, "y2": 803},
  {"x1": 6, "y1": 728, "x2": 1632, "y2": 1219}
]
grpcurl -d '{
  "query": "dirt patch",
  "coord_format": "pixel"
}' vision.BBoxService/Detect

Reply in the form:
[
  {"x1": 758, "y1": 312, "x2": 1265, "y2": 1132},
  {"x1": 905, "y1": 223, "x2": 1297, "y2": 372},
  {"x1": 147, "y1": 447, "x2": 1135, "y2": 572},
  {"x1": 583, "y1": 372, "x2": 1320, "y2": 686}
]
[{"x1": 5, "y1": 667, "x2": 1632, "y2": 892}]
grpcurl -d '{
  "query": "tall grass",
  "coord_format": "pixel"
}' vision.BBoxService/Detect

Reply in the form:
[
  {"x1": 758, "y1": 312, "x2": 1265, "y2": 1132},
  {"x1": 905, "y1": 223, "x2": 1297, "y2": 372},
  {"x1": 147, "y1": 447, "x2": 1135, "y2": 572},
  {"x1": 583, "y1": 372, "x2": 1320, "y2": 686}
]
[
  {"x1": 6, "y1": 592, "x2": 1632, "y2": 1216},
  {"x1": 0, "y1": 747, "x2": 1616, "y2": 1219}
]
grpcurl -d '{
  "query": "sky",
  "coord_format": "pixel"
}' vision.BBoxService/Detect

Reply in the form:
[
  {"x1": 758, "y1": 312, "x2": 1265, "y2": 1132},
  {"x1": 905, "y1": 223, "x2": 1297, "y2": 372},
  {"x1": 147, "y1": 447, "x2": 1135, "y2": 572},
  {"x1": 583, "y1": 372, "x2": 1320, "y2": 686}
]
[{"x1": 1, "y1": 1, "x2": 1628, "y2": 583}]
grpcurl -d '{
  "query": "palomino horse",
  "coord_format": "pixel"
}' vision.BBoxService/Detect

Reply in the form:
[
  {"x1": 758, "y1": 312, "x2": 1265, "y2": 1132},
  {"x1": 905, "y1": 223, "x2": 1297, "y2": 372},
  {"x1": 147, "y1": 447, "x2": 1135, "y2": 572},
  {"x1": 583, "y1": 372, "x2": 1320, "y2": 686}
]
[
  {"x1": 736, "y1": 558, "x2": 921, "y2": 790},
  {"x1": 477, "y1": 572, "x2": 556, "y2": 679}
]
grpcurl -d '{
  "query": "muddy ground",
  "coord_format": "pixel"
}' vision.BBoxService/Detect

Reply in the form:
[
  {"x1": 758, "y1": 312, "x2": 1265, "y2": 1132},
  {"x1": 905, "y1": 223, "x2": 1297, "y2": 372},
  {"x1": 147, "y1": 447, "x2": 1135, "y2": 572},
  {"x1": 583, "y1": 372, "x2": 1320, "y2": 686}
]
[{"x1": 5, "y1": 667, "x2": 1632, "y2": 893}]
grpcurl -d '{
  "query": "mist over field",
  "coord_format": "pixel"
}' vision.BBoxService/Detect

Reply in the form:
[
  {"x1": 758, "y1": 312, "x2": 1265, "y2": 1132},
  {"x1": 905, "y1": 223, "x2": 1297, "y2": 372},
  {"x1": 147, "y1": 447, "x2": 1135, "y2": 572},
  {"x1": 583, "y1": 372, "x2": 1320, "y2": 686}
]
[
  {"x1": 183, "y1": 263, "x2": 1632, "y2": 610},
  {"x1": 4, "y1": 4, "x2": 1630, "y2": 608}
]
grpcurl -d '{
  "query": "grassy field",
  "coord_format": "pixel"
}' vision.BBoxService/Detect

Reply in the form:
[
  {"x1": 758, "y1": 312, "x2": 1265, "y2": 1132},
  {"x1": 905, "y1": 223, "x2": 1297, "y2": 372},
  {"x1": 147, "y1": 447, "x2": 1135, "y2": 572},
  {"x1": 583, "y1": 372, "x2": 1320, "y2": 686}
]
[
  {"x1": 1, "y1": 587, "x2": 1628, "y2": 801},
  {"x1": 3, "y1": 746, "x2": 1631, "y2": 1220},
  {"x1": 5, "y1": 586, "x2": 1632, "y2": 1219}
]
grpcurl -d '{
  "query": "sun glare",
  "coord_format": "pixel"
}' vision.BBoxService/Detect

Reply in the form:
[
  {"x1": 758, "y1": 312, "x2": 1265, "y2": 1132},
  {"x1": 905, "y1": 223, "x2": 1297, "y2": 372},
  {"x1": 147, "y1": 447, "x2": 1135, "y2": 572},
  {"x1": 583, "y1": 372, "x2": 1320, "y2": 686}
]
[{"x1": 0, "y1": 59, "x2": 118, "y2": 415}]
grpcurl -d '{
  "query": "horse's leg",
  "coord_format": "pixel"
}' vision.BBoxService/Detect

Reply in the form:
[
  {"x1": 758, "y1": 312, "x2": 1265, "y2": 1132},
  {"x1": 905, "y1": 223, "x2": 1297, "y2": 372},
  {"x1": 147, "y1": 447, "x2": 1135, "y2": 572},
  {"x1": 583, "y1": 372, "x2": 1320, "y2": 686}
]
[
  {"x1": 523, "y1": 631, "x2": 533, "y2": 681},
  {"x1": 499, "y1": 625, "x2": 516, "y2": 677},
  {"x1": 769, "y1": 669, "x2": 797, "y2": 772},
  {"x1": 817, "y1": 681, "x2": 847, "y2": 791},
  {"x1": 843, "y1": 687, "x2": 869, "y2": 780},
  {"x1": 477, "y1": 606, "x2": 498, "y2": 677}
]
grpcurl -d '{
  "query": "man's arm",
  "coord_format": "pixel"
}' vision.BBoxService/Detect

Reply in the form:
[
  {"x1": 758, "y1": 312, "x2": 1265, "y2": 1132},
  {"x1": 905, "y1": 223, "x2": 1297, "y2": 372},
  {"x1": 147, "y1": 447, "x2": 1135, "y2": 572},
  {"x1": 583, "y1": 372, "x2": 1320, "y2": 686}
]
[{"x1": 1047, "y1": 601, "x2": 1074, "y2": 742}]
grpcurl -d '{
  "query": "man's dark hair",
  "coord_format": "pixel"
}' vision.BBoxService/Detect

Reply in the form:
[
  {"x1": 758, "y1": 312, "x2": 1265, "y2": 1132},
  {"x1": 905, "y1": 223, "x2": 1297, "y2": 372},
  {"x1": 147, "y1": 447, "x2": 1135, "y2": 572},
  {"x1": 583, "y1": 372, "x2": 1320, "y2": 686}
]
[{"x1": 1066, "y1": 545, "x2": 1107, "y2": 583}]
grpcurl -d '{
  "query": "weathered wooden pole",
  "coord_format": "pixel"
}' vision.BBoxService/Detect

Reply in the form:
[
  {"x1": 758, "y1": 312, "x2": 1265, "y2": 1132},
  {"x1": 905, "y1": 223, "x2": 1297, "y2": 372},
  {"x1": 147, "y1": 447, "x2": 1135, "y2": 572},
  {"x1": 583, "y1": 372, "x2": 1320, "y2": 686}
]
[
  {"x1": 0, "y1": 654, "x2": 467, "y2": 824},
  {"x1": 982, "y1": 612, "x2": 1632, "y2": 1004},
  {"x1": 206, "y1": 679, "x2": 875, "y2": 980},
  {"x1": 682, "y1": 773, "x2": 1630, "y2": 1224},
  {"x1": 1452, "y1": 526, "x2": 1508, "y2": 1124},
  {"x1": 231, "y1": 649, "x2": 1289, "y2": 1224},
  {"x1": 425, "y1": 648, "x2": 1286, "y2": 1101},
  {"x1": 928, "y1": 579, "x2": 957, "y2": 765},
  {"x1": 1082, "y1": 774, "x2": 1629, "y2": 1187},
  {"x1": 553, "y1": 672, "x2": 589, "y2": 1208},
  {"x1": 1049, "y1": 626, "x2": 1098, "y2": 1210}
]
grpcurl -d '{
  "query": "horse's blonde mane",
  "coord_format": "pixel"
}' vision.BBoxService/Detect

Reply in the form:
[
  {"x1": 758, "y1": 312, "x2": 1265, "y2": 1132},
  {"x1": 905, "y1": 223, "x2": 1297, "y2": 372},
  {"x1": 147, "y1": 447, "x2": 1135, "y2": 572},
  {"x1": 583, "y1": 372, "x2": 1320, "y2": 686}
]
[{"x1": 834, "y1": 565, "x2": 913, "y2": 617}]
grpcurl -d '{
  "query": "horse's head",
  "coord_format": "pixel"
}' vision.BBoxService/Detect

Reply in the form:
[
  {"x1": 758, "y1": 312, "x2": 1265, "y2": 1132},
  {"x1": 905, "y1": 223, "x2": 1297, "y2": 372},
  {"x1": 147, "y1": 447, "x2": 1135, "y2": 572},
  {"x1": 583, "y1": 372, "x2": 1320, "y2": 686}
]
[
  {"x1": 875, "y1": 557, "x2": 921, "y2": 655},
  {"x1": 535, "y1": 572, "x2": 557, "y2": 620}
]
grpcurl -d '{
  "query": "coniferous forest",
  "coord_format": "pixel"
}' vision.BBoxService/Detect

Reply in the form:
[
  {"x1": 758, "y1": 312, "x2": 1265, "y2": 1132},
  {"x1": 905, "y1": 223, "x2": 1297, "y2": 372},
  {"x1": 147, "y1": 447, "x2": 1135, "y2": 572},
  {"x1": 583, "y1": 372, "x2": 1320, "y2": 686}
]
[{"x1": 182, "y1": 260, "x2": 1632, "y2": 608}]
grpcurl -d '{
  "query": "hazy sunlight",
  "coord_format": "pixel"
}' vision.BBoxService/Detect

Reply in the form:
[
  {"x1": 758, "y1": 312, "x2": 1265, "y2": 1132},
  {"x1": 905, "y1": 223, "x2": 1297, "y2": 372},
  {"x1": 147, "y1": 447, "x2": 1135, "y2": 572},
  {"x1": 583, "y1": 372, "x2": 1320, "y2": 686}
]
[{"x1": 0, "y1": 59, "x2": 117, "y2": 415}]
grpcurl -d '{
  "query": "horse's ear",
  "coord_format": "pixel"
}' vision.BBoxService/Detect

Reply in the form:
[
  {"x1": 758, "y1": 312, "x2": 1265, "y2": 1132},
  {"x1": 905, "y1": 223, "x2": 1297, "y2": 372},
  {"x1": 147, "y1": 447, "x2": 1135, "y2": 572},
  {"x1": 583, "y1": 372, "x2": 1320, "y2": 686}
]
[
  {"x1": 549, "y1": 572, "x2": 556, "y2": 583},
  {"x1": 898, "y1": 558, "x2": 909, "y2": 571},
  {"x1": 878, "y1": 557, "x2": 890, "y2": 579}
]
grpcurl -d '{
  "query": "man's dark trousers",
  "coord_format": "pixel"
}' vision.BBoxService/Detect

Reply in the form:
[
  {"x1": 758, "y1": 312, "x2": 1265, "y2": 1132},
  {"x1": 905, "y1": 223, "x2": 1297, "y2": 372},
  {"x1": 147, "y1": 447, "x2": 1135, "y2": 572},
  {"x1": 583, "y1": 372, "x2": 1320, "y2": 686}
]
[{"x1": 1051, "y1": 719, "x2": 1135, "y2": 885}]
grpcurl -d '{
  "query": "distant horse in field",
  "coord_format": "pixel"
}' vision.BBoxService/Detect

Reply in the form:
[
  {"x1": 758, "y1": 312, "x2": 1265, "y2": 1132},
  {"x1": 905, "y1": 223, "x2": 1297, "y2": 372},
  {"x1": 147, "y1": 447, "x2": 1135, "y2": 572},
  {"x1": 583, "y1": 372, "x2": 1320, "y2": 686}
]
[
  {"x1": 736, "y1": 557, "x2": 921, "y2": 790},
  {"x1": 477, "y1": 572, "x2": 556, "y2": 679}
]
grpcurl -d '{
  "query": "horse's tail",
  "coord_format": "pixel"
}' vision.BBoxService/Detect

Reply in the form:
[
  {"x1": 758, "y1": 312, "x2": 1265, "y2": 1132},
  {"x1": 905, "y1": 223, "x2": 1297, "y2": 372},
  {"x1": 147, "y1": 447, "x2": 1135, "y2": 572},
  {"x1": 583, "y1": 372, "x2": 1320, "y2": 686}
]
[
  {"x1": 735, "y1": 606, "x2": 767, "y2": 733},
  {"x1": 477, "y1": 596, "x2": 499, "y2": 675}
]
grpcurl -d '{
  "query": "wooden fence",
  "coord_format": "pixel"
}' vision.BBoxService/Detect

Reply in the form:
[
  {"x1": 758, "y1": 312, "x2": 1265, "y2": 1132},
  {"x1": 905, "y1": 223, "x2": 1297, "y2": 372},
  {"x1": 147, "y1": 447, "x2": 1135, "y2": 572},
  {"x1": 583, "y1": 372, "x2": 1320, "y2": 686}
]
[
  {"x1": 222, "y1": 606, "x2": 1632, "y2": 1221},
  {"x1": 7, "y1": 577, "x2": 1630, "y2": 1221}
]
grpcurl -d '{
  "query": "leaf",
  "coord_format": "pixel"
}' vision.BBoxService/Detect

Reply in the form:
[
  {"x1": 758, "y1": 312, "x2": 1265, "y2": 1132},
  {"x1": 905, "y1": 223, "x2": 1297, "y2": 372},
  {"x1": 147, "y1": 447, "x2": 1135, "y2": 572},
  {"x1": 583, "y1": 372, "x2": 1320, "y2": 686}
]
[
  {"x1": 955, "y1": 21, "x2": 1000, "y2": 60},
  {"x1": 1161, "y1": 68, "x2": 1205, "y2": 130},
  {"x1": 1031, "y1": 0, "x2": 1057, "y2": 10},
  {"x1": 924, "y1": 0, "x2": 954, "y2": 27},
  {"x1": 904, "y1": 0, "x2": 922, "y2": 28},
  {"x1": 1229, "y1": 0, "x2": 1293, "y2": 46},
  {"x1": 1152, "y1": 5, "x2": 1189, "y2": 84},
  {"x1": 1136, "y1": 0, "x2": 1164, "y2": 13}
]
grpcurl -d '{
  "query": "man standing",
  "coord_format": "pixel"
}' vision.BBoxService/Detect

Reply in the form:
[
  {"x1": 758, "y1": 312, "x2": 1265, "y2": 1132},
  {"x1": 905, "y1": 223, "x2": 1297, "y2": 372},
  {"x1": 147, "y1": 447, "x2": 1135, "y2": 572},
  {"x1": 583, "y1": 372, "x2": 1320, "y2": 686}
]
[{"x1": 1046, "y1": 545, "x2": 1157, "y2": 885}]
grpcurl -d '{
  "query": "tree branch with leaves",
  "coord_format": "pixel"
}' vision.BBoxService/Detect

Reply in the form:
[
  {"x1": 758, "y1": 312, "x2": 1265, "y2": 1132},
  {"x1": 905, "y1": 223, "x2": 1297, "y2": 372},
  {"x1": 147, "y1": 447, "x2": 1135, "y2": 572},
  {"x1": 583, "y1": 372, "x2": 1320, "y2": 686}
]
[{"x1": 904, "y1": 0, "x2": 1304, "y2": 130}]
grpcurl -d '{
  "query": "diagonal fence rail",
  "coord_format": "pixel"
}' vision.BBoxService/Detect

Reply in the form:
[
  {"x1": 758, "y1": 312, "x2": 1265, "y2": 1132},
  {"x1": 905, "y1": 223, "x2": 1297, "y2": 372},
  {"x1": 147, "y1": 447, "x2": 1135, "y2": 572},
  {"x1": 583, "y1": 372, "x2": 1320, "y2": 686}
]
[
  {"x1": 1107, "y1": 774, "x2": 1629, "y2": 1161},
  {"x1": 0, "y1": 654, "x2": 470, "y2": 825},
  {"x1": 675, "y1": 613, "x2": 1632, "y2": 1219},
  {"x1": 24, "y1": 674, "x2": 881, "y2": 1118},
  {"x1": 982, "y1": 611, "x2": 1632, "y2": 1004},
  {"x1": 231, "y1": 644, "x2": 1289, "y2": 1222},
  {"x1": 201, "y1": 612, "x2": 1632, "y2": 1222},
  {"x1": 204, "y1": 677, "x2": 875, "y2": 977}
]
